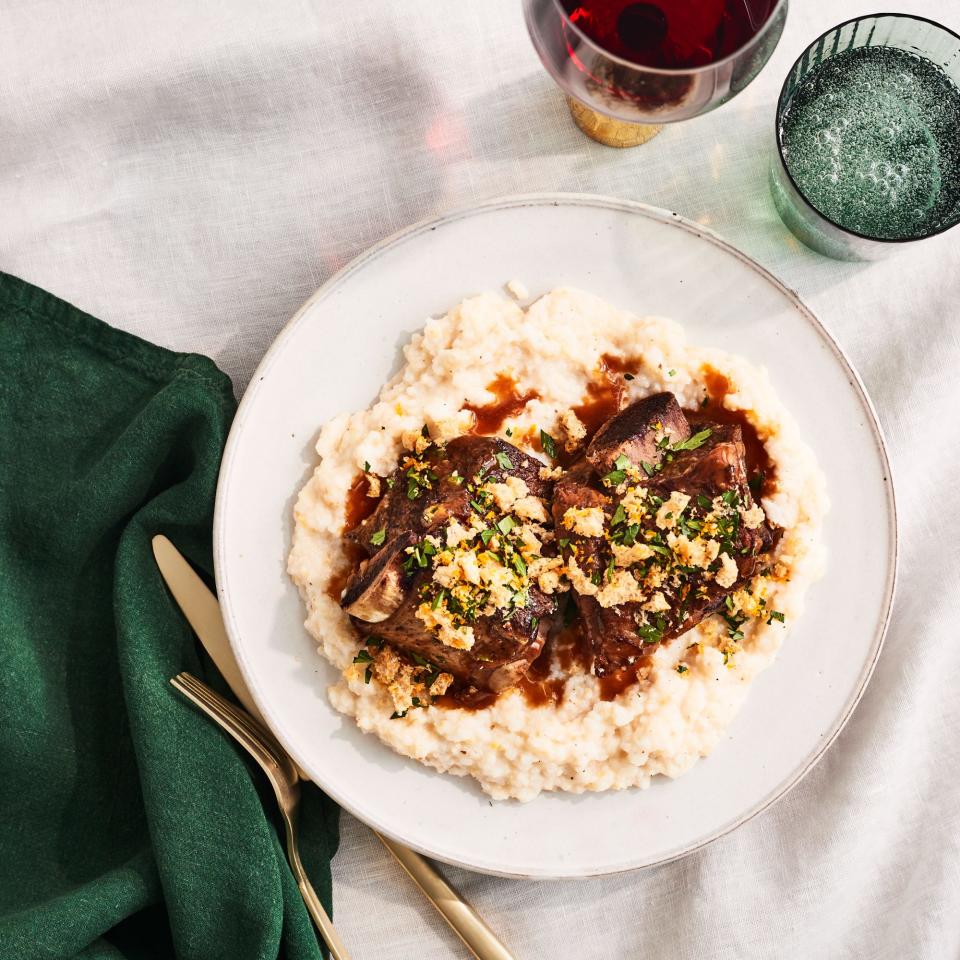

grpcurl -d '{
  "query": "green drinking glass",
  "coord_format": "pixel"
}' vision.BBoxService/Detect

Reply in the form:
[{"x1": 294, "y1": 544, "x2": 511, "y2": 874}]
[{"x1": 770, "y1": 13, "x2": 960, "y2": 260}]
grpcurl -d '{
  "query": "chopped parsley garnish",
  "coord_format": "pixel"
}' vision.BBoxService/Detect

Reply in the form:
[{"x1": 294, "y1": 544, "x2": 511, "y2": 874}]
[
  {"x1": 480, "y1": 528, "x2": 496, "y2": 546},
  {"x1": 559, "y1": 538, "x2": 571, "y2": 550},
  {"x1": 362, "y1": 460, "x2": 371, "y2": 473},
  {"x1": 668, "y1": 368, "x2": 676, "y2": 377},
  {"x1": 369, "y1": 528, "x2": 386, "y2": 547},
  {"x1": 671, "y1": 428, "x2": 713, "y2": 452},
  {"x1": 721, "y1": 608, "x2": 747, "y2": 641},
  {"x1": 610, "y1": 504, "x2": 626, "y2": 527},
  {"x1": 352, "y1": 649, "x2": 373, "y2": 664},
  {"x1": 640, "y1": 461, "x2": 657, "y2": 477},
  {"x1": 637, "y1": 616, "x2": 666, "y2": 644},
  {"x1": 697, "y1": 494, "x2": 712, "y2": 511},
  {"x1": 390, "y1": 710, "x2": 408, "y2": 719},
  {"x1": 497, "y1": 515, "x2": 516, "y2": 535},
  {"x1": 676, "y1": 664, "x2": 688, "y2": 674},
  {"x1": 495, "y1": 451, "x2": 513, "y2": 471},
  {"x1": 505, "y1": 427, "x2": 513, "y2": 437},
  {"x1": 602, "y1": 453, "x2": 631, "y2": 487},
  {"x1": 613, "y1": 523, "x2": 641, "y2": 547},
  {"x1": 767, "y1": 610, "x2": 786, "y2": 624},
  {"x1": 402, "y1": 539, "x2": 437, "y2": 574},
  {"x1": 624, "y1": 372, "x2": 635, "y2": 381},
  {"x1": 364, "y1": 665, "x2": 372, "y2": 683},
  {"x1": 605, "y1": 554, "x2": 616, "y2": 582},
  {"x1": 540, "y1": 429, "x2": 558, "y2": 459}
]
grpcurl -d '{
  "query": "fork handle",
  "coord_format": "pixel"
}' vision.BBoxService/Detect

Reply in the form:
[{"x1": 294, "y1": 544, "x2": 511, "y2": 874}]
[
  {"x1": 284, "y1": 817, "x2": 353, "y2": 960},
  {"x1": 375, "y1": 833, "x2": 516, "y2": 960}
]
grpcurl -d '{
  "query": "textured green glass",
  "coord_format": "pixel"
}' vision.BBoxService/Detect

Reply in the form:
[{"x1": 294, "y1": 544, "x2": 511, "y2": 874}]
[
  {"x1": 771, "y1": 15, "x2": 960, "y2": 260},
  {"x1": 780, "y1": 45, "x2": 960, "y2": 241}
]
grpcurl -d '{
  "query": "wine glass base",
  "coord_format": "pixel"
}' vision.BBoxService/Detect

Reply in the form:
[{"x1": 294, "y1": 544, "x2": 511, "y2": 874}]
[{"x1": 566, "y1": 98, "x2": 663, "y2": 147}]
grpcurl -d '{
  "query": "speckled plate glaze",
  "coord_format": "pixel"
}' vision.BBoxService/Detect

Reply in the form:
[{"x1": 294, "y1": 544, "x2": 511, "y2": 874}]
[{"x1": 214, "y1": 194, "x2": 897, "y2": 879}]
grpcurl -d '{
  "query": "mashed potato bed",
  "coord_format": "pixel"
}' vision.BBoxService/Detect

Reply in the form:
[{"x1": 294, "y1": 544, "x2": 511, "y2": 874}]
[{"x1": 288, "y1": 288, "x2": 827, "y2": 802}]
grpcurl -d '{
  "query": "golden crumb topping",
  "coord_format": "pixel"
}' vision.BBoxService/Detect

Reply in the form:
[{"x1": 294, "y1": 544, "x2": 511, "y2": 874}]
[
  {"x1": 560, "y1": 479, "x2": 784, "y2": 650},
  {"x1": 562, "y1": 507, "x2": 607, "y2": 538},
  {"x1": 348, "y1": 638, "x2": 454, "y2": 716},
  {"x1": 400, "y1": 452, "x2": 560, "y2": 650}
]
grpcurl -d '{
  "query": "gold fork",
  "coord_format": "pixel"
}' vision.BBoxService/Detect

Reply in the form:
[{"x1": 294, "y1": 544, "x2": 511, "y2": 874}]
[{"x1": 170, "y1": 671, "x2": 352, "y2": 960}]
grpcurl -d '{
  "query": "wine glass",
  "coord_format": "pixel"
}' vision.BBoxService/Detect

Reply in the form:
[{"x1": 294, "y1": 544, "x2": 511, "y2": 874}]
[{"x1": 524, "y1": 0, "x2": 789, "y2": 146}]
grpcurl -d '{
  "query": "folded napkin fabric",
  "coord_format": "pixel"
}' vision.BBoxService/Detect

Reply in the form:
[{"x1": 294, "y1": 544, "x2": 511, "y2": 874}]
[{"x1": 0, "y1": 272, "x2": 339, "y2": 960}]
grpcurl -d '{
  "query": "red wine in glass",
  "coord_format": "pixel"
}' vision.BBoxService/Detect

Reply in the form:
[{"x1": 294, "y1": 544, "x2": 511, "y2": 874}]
[{"x1": 562, "y1": 0, "x2": 776, "y2": 69}]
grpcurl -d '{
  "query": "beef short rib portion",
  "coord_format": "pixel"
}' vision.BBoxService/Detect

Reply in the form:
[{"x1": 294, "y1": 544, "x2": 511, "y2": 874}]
[
  {"x1": 342, "y1": 435, "x2": 553, "y2": 692},
  {"x1": 369, "y1": 557, "x2": 552, "y2": 692},
  {"x1": 557, "y1": 393, "x2": 779, "y2": 677},
  {"x1": 586, "y1": 392, "x2": 690, "y2": 476},
  {"x1": 348, "y1": 435, "x2": 550, "y2": 555}
]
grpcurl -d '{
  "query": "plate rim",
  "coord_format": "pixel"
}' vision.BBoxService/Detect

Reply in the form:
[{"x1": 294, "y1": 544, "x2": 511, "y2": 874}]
[{"x1": 213, "y1": 192, "x2": 899, "y2": 878}]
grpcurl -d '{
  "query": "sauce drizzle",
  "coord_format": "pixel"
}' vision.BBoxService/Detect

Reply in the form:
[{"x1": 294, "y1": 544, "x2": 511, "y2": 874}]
[
  {"x1": 342, "y1": 471, "x2": 381, "y2": 533},
  {"x1": 571, "y1": 354, "x2": 642, "y2": 444},
  {"x1": 434, "y1": 689, "x2": 500, "y2": 712},
  {"x1": 325, "y1": 542, "x2": 366, "y2": 603},
  {"x1": 465, "y1": 374, "x2": 539, "y2": 435},
  {"x1": 691, "y1": 367, "x2": 777, "y2": 496},
  {"x1": 597, "y1": 658, "x2": 651, "y2": 701}
]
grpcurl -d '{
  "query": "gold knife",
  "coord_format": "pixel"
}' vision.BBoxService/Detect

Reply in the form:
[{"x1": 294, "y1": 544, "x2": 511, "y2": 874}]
[{"x1": 152, "y1": 535, "x2": 515, "y2": 960}]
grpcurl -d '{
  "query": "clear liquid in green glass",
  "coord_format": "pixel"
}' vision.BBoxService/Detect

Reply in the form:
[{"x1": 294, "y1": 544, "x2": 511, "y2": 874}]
[{"x1": 779, "y1": 45, "x2": 960, "y2": 240}]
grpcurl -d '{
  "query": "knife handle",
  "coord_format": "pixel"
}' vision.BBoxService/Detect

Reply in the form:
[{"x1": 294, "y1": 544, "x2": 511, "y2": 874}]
[{"x1": 374, "y1": 832, "x2": 515, "y2": 960}]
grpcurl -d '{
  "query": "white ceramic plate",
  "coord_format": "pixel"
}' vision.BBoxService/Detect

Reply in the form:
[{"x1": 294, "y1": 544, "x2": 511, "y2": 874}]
[{"x1": 214, "y1": 194, "x2": 896, "y2": 879}]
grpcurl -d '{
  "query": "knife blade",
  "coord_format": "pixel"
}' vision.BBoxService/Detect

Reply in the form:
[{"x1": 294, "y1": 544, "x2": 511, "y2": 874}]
[
  {"x1": 152, "y1": 535, "x2": 261, "y2": 719},
  {"x1": 152, "y1": 534, "x2": 515, "y2": 960}
]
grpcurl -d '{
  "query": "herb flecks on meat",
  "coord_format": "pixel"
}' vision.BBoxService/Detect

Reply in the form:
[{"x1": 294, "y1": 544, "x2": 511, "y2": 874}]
[
  {"x1": 553, "y1": 393, "x2": 782, "y2": 677},
  {"x1": 341, "y1": 432, "x2": 555, "y2": 696}
]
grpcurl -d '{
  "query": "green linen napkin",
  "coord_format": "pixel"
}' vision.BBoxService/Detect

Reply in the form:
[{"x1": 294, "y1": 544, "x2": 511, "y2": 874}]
[{"x1": 0, "y1": 273, "x2": 339, "y2": 960}]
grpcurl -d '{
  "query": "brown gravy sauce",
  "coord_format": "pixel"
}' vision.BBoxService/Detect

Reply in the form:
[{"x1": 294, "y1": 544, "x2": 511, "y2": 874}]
[
  {"x1": 325, "y1": 541, "x2": 366, "y2": 602},
  {"x1": 343, "y1": 471, "x2": 381, "y2": 532},
  {"x1": 434, "y1": 689, "x2": 499, "y2": 712},
  {"x1": 434, "y1": 626, "x2": 595, "y2": 711},
  {"x1": 571, "y1": 354, "x2": 642, "y2": 443},
  {"x1": 465, "y1": 373, "x2": 539, "y2": 435},
  {"x1": 597, "y1": 659, "x2": 651, "y2": 701},
  {"x1": 691, "y1": 367, "x2": 777, "y2": 496},
  {"x1": 328, "y1": 472, "x2": 384, "y2": 603}
]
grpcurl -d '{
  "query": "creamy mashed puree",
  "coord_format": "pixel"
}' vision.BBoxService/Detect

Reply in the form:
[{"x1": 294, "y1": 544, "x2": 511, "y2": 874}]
[{"x1": 288, "y1": 288, "x2": 827, "y2": 801}]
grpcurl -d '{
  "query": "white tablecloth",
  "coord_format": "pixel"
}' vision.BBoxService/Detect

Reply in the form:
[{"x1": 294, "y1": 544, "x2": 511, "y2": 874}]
[{"x1": 4, "y1": 1, "x2": 959, "y2": 957}]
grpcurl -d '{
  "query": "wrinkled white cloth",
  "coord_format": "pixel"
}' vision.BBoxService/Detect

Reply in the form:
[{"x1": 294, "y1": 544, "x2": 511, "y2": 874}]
[{"x1": 3, "y1": 1, "x2": 958, "y2": 957}]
